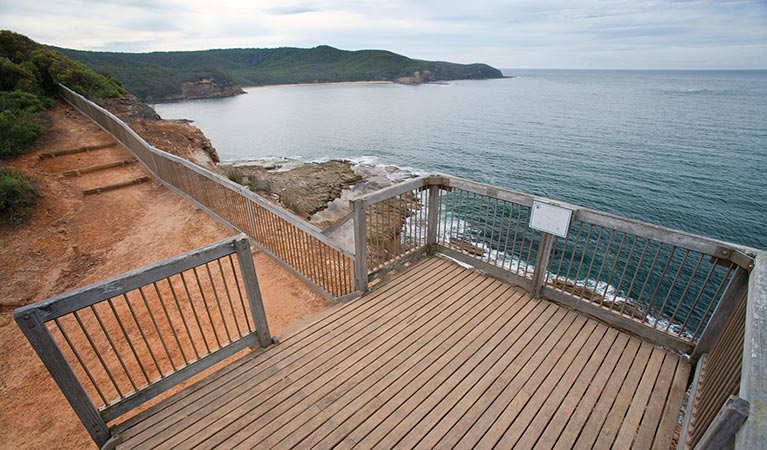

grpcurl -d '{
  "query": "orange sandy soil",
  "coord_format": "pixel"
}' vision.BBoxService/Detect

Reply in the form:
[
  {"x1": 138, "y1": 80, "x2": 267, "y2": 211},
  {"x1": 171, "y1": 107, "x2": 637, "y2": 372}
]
[{"x1": 0, "y1": 103, "x2": 327, "y2": 450}]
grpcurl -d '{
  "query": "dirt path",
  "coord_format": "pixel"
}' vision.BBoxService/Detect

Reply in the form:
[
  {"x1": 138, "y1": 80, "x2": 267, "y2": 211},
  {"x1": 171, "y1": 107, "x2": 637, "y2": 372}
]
[{"x1": 0, "y1": 103, "x2": 327, "y2": 450}]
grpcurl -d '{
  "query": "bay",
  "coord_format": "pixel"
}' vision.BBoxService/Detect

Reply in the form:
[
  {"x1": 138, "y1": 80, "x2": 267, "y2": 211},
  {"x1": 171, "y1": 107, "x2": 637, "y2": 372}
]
[{"x1": 154, "y1": 69, "x2": 767, "y2": 250}]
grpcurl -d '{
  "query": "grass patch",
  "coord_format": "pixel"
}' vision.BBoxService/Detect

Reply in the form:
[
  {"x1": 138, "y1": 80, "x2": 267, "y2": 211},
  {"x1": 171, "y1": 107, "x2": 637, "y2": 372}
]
[{"x1": 222, "y1": 166, "x2": 245, "y2": 183}]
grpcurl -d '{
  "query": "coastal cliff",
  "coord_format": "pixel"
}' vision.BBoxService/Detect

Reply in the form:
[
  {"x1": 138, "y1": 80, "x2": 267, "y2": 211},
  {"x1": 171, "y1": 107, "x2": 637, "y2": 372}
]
[{"x1": 169, "y1": 78, "x2": 245, "y2": 102}]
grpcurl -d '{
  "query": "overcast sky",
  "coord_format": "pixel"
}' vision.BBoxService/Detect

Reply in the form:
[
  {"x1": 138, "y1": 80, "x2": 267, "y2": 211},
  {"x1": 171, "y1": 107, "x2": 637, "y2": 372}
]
[{"x1": 1, "y1": 0, "x2": 765, "y2": 69}]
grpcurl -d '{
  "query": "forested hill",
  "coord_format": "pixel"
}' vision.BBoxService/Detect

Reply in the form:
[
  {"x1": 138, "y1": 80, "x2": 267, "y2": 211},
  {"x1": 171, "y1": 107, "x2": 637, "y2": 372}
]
[{"x1": 52, "y1": 45, "x2": 504, "y2": 101}]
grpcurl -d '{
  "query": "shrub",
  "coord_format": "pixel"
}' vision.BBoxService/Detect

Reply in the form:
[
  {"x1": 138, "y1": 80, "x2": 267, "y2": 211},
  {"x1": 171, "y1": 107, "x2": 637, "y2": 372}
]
[
  {"x1": 0, "y1": 90, "x2": 46, "y2": 115},
  {"x1": 29, "y1": 48, "x2": 123, "y2": 100},
  {"x1": 0, "y1": 56, "x2": 37, "y2": 92},
  {"x1": 222, "y1": 166, "x2": 245, "y2": 183},
  {"x1": 0, "y1": 110, "x2": 44, "y2": 159},
  {"x1": 0, "y1": 167, "x2": 39, "y2": 225}
]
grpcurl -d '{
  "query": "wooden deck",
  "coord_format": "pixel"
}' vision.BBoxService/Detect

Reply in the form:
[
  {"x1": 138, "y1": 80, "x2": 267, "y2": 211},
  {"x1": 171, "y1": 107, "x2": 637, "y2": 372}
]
[{"x1": 114, "y1": 257, "x2": 690, "y2": 449}]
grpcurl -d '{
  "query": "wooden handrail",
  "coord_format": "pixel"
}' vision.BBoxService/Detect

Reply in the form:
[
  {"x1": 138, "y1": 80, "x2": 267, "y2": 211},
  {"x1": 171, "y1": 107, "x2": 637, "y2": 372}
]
[
  {"x1": 58, "y1": 85, "x2": 355, "y2": 299},
  {"x1": 429, "y1": 173, "x2": 754, "y2": 270}
]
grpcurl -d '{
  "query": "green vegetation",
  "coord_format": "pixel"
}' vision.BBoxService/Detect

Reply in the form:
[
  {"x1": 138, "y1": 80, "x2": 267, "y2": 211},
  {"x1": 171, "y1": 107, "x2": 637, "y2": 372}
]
[
  {"x1": 0, "y1": 30, "x2": 124, "y2": 159},
  {"x1": 0, "y1": 30, "x2": 125, "y2": 222},
  {"x1": 0, "y1": 90, "x2": 45, "y2": 158},
  {"x1": 222, "y1": 166, "x2": 245, "y2": 183},
  {"x1": 53, "y1": 45, "x2": 504, "y2": 101},
  {"x1": 0, "y1": 167, "x2": 39, "y2": 225}
]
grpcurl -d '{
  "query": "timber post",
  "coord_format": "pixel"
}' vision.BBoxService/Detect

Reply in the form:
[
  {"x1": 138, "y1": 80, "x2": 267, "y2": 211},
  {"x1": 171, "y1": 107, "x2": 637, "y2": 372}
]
[
  {"x1": 234, "y1": 237, "x2": 272, "y2": 347},
  {"x1": 532, "y1": 232, "x2": 555, "y2": 298},
  {"x1": 426, "y1": 184, "x2": 440, "y2": 252},
  {"x1": 351, "y1": 198, "x2": 368, "y2": 292},
  {"x1": 14, "y1": 310, "x2": 111, "y2": 447}
]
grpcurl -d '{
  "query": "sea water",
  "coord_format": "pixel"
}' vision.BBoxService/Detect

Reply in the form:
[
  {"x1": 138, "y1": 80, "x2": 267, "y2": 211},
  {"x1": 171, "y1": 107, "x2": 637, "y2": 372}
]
[{"x1": 154, "y1": 69, "x2": 767, "y2": 251}]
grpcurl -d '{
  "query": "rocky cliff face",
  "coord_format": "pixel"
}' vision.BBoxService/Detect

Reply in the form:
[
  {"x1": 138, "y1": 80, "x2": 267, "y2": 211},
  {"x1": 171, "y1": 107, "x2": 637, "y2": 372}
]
[
  {"x1": 396, "y1": 70, "x2": 431, "y2": 85},
  {"x1": 101, "y1": 95, "x2": 222, "y2": 169},
  {"x1": 221, "y1": 160, "x2": 362, "y2": 220},
  {"x1": 179, "y1": 78, "x2": 244, "y2": 100}
]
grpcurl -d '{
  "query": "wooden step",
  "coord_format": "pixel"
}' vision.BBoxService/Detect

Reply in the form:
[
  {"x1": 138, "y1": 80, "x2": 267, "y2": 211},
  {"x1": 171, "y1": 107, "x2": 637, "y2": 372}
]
[
  {"x1": 82, "y1": 176, "x2": 150, "y2": 196},
  {"x1": 39, "y1": 142, "x2": 117, "y2": 159},
  {"x1": 63, "y1": 160, "x2": 135, "y2": 177}
]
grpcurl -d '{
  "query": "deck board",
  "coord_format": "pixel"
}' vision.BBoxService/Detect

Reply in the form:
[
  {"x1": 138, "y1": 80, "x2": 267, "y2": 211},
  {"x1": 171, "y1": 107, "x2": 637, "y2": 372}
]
[{"x1": 115, "y1": 256, "x2": 690, "y2": 450}]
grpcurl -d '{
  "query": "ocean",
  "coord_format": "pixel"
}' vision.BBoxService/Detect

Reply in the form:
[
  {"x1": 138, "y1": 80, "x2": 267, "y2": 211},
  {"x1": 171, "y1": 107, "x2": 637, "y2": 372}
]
[{"x1": 154, "y1": 69, "x2": 767, "y2": 251}]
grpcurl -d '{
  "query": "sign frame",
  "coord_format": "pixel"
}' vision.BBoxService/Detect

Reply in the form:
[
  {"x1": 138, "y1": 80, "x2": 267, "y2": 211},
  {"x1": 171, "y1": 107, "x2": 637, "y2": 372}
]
[{"x1": 529, "y1": 200, "x2": 574, "y2": 238}]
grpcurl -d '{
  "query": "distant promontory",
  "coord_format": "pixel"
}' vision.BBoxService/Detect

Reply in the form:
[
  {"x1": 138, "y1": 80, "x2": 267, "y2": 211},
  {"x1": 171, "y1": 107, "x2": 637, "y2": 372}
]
[{"x1": 51, "y1": 45, "x2": 504, "y2": 102}]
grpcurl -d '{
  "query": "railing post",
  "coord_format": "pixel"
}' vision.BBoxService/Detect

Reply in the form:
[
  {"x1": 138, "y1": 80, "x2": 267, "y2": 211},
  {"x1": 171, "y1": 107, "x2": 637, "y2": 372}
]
[
  {"x1": 351, "y1": 199, "x2": 368, "y2": 292},
  {"x1": 234, "y1": 237, "x2": 272, "y2": 347},
  {"x1": 694, "y1": 396, "x2": 749, "y2": 450},
  {"x1": 426, "y1": 183, "x2": 440, "y2": 252},
  {"x1": 14, "y1": 310, "x2": 111, "y2": 447},
  {"x1": 532, "y1": 232, "x2": 555, "y2": 298}
]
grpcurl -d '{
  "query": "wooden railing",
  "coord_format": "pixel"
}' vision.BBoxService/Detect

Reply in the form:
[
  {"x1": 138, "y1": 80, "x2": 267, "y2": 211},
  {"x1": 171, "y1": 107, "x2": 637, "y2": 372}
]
[
  {"x1": 352, "y1": 174, "x2": 754, "y2": 353},
  {"x1": 351, "y1": 174, "x2": 764, "y2": 449},
  {"x1": 59, "y1": 85, "x2": 355, "y2": 299},
  {"x1": 677, "y1": 252, "x2": 766, "y2": 450},
  {"x1": 350, "y1": 178, "x2": 437, "y2": 287},
  {"x1": 14, "y1": 236, "x2": 270, "y2": 447},
  {"x1": 679, "y1": 286, "x2": 748, "y2": 449}
]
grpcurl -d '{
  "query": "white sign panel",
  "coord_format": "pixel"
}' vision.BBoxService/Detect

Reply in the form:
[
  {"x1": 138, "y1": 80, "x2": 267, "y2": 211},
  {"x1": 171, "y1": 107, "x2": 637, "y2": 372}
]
[{"x1": 529, "y1": 201, "x2": 574, "y2": 238}]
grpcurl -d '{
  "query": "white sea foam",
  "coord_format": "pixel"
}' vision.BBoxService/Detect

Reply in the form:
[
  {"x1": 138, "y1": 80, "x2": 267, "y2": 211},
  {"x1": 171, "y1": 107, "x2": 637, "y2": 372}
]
[{"x1": 433, "y1": 214, "x2": 696, "y2": 339}]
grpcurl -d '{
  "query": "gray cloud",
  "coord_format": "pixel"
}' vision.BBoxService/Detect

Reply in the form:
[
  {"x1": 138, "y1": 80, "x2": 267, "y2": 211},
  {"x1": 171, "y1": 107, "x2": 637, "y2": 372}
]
[{"x1": 0, "y1": 0, "x2": 764, "y2": 68}]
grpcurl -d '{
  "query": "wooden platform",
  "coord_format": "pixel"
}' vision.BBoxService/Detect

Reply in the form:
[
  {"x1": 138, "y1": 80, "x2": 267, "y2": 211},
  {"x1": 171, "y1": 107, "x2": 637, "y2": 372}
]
[{"x1": 114, "y1": 257, "x2": 690, "y2": 449}]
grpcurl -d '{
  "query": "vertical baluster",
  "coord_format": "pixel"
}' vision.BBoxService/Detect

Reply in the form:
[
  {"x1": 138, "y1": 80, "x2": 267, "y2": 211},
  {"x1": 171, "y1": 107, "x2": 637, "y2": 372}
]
[
  {"x1": 506, "y1": 204, "x2": 524, "y2": 271},
  {"x1": 600, "y1": 232, "x2": 628, "y2": 304},
  {"x1": 588, "y1": 228, "x2": 615, "y2": 303},
  {"x1": 228, "y1": 254, "x2": 254, "y2": 332},
  {"x1": 72, "y1": 310, "x2": 124, "y2": 399},
  {"x1": 89, "y1": 304, "x2": 139, "y2": 391},
  {"x1": 191, "y1": 267, "x2": 222, "y2": 349},
  {"x1": 446, "y1": 188, "x2": 455, "y2": 245},
  {"x1": 497, "y1": 201, "x2": 514, "y2": 269},
  {"x1": 611, "y1": 235, "x2": 638, "y2": 305},
  {"x1": 121, "y1": 293, "x2": 163, "y2": 379},
  {"x1": 486, "y1": 197, "x2": 499, "y2": 264},
  {"x1": 455, "y1": 189, "x2": 465, "y2": 246},
  {"x1": 153, "y1": 281, "x2": 191, "y2": 364},
  {"x1": 105, "y1": 298, "x2": 151, "y2": 385},
  {"x1": 691, "y1": 263, "x2": 734, "y2": 339},
  {"x1": 516, "y1": 207, "x2": 530, "y2": 275},
  {"x1": 618, "y1": 239, "x2": 650, "y2": 316},
  {"x1": 554, "y1": 222, "x2": 583, "y2": 286},
  {"x1": 644, "y1": 245, "x2": 676, "y2": 324},
  {"x1": 521, "y1": 208, "x2": 536, "y2": 277},
  {"x1": 571, "y1": 224, "x2": 596, "y2": 295},
  {"x1": 665, "y1": 252, "x2": 705, "y2": 333},
  {"x1": 216, "y1": 259, "x2": 243, "y2": 338},
  {"x1": 53, "y1": 318, "x2": 108, "y2": 406},
  {"x1": 165, "y1": 277, "x2": 204, "y2": 358},
  {"x1": 652, "y1": 249, "x2": 689, "y2": 328},
  {"x1": 317, "y1": 241, "x2": 331, "y2": 295},
  {"x1": 178, "y1": 272, "x2": 212, "y2": 354},
  {"x1": 205, "y1": 262, "x2": 233, "y2": 343},
  {"x1": 678, "y1": 259, "x2": 719, "y2": 335}
]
